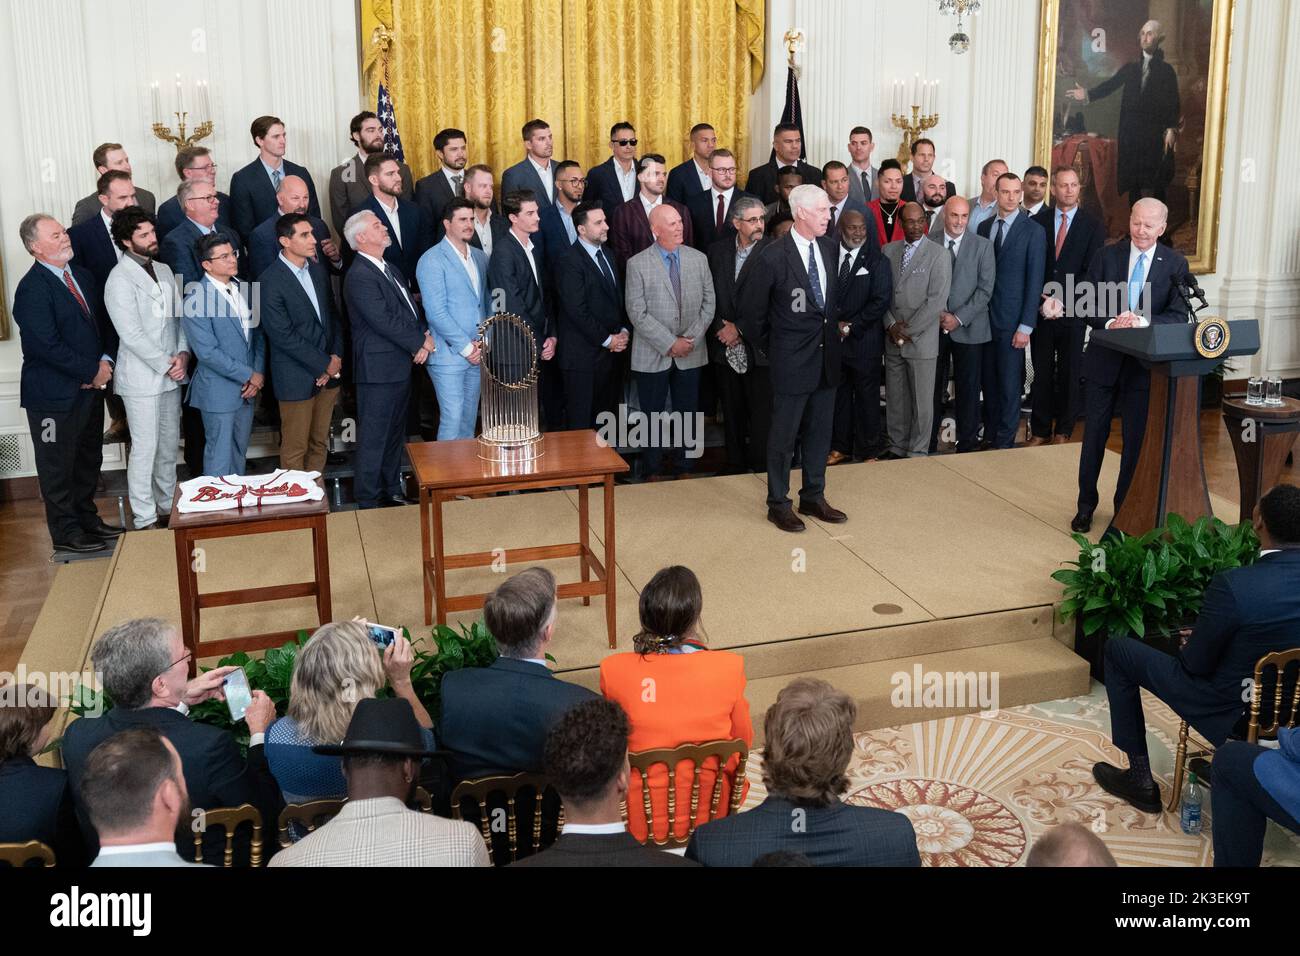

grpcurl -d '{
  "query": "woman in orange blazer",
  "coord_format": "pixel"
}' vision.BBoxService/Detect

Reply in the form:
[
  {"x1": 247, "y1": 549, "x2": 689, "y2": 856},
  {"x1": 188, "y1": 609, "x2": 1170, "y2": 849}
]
[{"x1": 599, "y1": 565, "x2": 753, "y2": 844}]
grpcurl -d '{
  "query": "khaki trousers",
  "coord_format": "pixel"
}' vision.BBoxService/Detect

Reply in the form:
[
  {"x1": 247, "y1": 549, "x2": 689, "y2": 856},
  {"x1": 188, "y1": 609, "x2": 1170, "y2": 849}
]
[{"x1": 278, "y1": 387, "x2": 339, "y2": 472}]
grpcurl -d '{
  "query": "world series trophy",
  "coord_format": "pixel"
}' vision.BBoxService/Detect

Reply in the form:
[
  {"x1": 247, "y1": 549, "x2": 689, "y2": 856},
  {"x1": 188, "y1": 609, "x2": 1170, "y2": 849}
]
[{"x1": 477, "y1": 312, "x2": 544, "y2": 464}]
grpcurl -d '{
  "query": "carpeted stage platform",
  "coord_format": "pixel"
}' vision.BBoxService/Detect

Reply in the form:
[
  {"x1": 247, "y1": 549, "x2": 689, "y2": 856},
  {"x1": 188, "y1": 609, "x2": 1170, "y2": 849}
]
[{"x1": 22, "y1": 444, "x2": 1237, "y2": 738}]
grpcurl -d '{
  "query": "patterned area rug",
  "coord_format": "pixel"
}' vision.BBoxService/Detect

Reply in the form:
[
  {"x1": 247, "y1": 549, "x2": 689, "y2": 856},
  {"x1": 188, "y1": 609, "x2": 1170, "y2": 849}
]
[{"x1": 738, "y1": 682, "x2": 1300, "y2": 867}]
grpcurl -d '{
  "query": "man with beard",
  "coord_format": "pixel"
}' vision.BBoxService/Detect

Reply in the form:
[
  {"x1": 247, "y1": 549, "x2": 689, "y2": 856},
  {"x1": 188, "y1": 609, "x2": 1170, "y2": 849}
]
[
  {"x1": 103, "y1": 207, "x2": 187, "y2": 530},
  {"x1": 920, "y1": 173, "x2": 949, "y2": 234},
  {"x1": 355, "y1": 153, "x2": 432, "y2": 291},
  {"x1": 900, "y1": 138, "x2": 956, "y2": 204},
  {"x1": 464, "y1": 164, "x2": 508, "y2": 256},
  {"x1": 539, "y1": 160, "x2": 586, "y2": 260},
  {"x1": 248, "y1": 174, "x2": 340, "y2": 278},
  {"x1": 329, "y1": 110, "x2": 415, "y2": 237},
  {"x1": 1022, "y1": 165, "x2": 1049, "y2": 217},
  {"x1": 413, "y1": 127, "x2": 470, "y2": 245}
]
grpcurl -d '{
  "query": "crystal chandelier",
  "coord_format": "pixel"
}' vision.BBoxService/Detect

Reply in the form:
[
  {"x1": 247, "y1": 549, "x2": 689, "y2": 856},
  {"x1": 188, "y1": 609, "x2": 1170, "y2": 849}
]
[{"x1": 938, "y1": 0, "x2": 982, "y2": 53}]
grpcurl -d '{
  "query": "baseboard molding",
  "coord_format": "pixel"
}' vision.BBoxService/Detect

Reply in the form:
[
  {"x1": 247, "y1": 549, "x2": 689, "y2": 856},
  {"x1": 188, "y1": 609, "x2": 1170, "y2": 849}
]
[{"x1": 0, "y1": 473, "x2": 39, "y2": 501}]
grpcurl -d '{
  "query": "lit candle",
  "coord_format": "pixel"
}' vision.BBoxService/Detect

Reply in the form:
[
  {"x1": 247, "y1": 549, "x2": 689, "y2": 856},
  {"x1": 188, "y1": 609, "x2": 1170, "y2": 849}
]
[
  {"x1": 913, "y1": 73, "x2": 920, "y2": 107},
  {"x1": 151, "y1": 81, "x2": 160, "y2": 124},
  {"x1": 199, "y1": 81, "x2": 209, "y2": 121},
  {"x1": 933, "y1": 79, "x2": 940, "y2": 115},
  {"x1": 175, "y1": 73, "x2": 183, "y2": 115}
]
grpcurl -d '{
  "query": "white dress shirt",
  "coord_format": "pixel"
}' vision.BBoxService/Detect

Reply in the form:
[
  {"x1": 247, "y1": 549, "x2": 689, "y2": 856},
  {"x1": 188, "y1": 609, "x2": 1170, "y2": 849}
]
[
  {"x1": 562, "y1": 822, "x2": 627, "y2": 835},
  {"x1": 207, "y1": 276, "x2": 251, "y2": 340},
  {"x1": 1107, "y1": 242, "x2": 1157, "y2": 328},
  {"x1": 528, "y1": 156, "x2": 553, "y2": 202},
  {"x1": 639, "y1": 192, "x2": 663, "y2": 217},
  {"x1": 359, "y1": 250, "x2": 418, "y2": 317},
  {"x1": 710, "y1": 186, "x2": 734, "y2": 221},
  {"x1": 614, "y1": 159, "x2": 637, "y2": 202},
  {"x1": 1026, "y1": 200, "x2": 1046, "y2": 217},
  {"x1": 513, "y1": 231, "x2": 540, "y2": 288},
  {"x1": 790, "y1": 229, "x2": 827, "y2": 298},
  {"x1": 694, "y1": 160, "x2": 713, "y2": 192},
  {"x1": 473, "y1": 213, "x2": 494, "y2": 256},
  {"x1": 448, "y1": 240, "x2": 481, "y2": 357},
  {"x1": 443, "y1": 166, "x2": 464, "y2": 195},
  {"x1": 376, "y1": 195, "x2": 402, "y2": 246},
  {"x1": 100, "y1": 209, "x2": 124, "y2": 262}
]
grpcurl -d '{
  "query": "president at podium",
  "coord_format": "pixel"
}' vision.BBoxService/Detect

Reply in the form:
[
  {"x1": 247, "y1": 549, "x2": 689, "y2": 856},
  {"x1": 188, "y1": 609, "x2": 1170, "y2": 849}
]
[{"x1": 1072, "y1": 199, "x2": 1188, "y2": 533}]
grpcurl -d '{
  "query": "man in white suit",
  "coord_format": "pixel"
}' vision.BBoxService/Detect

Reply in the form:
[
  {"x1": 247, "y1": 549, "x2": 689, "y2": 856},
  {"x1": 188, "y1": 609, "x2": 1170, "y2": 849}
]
[
  {"x1": 104, "y1": 207, "x2": 187, "y2": 530},
  {"x1": 625, "y1": 204, "x2": 714, "y2": 479}
]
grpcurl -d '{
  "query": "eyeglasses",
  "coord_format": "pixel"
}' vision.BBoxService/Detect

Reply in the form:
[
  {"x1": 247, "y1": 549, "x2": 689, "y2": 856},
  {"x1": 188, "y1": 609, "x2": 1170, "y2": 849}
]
[
  {"x1": 560, "y1": 177, "x2": 588, "y2": 185},
  {"x1": 737, "y1": 215, "x2": 765, "y2": 225},
  {"x1": 189, "y1": 163, "x2": 217, "y2": 172},
  {"x1": 203, "y1": 250, "x2": 239, "y2": 262},
  {"x1": 186, "y1": 194, "x2": 219, "y2": 204},
  {"x1": 613, "y1": 138, "x2": 638, "y2": 147},
  {"x1": 158, "y1": 650, "x2": 192, "y2": 677},
  {"x1": 711, "y1": 167, "x2": 737, "y2": 175}
]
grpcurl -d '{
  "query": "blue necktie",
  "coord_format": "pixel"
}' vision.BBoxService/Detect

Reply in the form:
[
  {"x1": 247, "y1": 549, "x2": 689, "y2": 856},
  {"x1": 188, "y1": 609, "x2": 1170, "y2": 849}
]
[
  {"x1": 667, "y1": 252, "x2": 682, "y2": 311},
  {"x1": 1128, "y1": 252, "x2": 1146, "y2": 312},
  {"x1": 807, "y1": 242, "x2": 824, "y2": 310}
]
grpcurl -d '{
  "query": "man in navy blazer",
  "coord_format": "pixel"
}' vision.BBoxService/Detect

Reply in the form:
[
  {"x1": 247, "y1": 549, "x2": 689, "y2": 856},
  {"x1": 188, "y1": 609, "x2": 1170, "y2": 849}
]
[
  {"x1": 583, "y1": 121, "x2": 640, "y2": 216},
  {"x1": 439, "y1": 568, "x2": 597, "y2": 781},
  {"x1": 666, "y1": 123, "x2": 718, "y2": 206},
  {"x1": 1029, "y1": 168, "x2": 1105, "y2": 445},
  {"x1": 353, "y1": 153, "x2": 432, "y2": 290},
  {"x1": 500, "y1": 118, "x2": 557, "y2": 212},
  {"x1": 1073, "y1": 199, "x2": 1189, "y2": 531},
  {"x1": 411, "y1": 126, "x2": 468, "y2": 246},
  {"x1": 686, "y1": 148, "x2": 757, "y2": 252},
  {"x1": 155, "y1": 146, "x2": 232, "y2": 240},
  {"x1": 687, "y1": 678, "x2": 920, "y2": 867},
  {"x1": 228, "y1": 115, "x2": 321, "y2": 243},
  {"x1": 158, "y1": 180, "x2": 244, "y2": 289},
  {"x1": 556, "y1": 203, "x2": 628, "y2": 431},
  {"x1": 247, "y1": 175, "x2": 341, "y2": 279},
  {"x1": 13, "y1": 215, "x2": 121, "y2": 552},
  {"x1": 537, "y1": 160, "x2": 586, "y2": 265},
  {"x1": 256, "y1": 214, "x2": 344, "y2": 473},
  {"x1": 1094, "y1": 485, "x2": 1300, "y2": 814},
  {"x1": 975, "y1": 172, "x2": 1046, "y2": 448},
  {"x1": 342, "y1": 210, "x2": 434, "y2": 509}
]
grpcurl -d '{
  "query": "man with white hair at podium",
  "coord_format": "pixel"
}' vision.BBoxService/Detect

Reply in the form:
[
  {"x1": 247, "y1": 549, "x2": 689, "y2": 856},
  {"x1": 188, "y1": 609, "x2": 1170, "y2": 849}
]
[{"x1": 1071, "y1": 198, "x2": 1188, "y2": 533}]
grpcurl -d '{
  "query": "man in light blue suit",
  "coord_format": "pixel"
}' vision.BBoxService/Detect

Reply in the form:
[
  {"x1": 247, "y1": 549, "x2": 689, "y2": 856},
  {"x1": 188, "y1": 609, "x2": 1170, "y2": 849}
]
[
  {"x1": 416, "y1": 197, "x2": 490, "y2": 440},
  {"x1": 182, "y1": 233, "x2": 265, "y2": 475}
]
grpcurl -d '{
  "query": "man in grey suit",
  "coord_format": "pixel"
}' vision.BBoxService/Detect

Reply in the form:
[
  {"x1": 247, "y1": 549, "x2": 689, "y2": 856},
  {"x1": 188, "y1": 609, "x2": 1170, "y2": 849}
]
[
  {"x1": 501, "y1": 119, "x2": 556, "y2": 211},
  {"x1": 929, "y1": 196, "x2": 996, "y2": 454},
  {"x1": 104, "y1": 207, "x2": 187, "y2": 530},
  {"x1": 328, "y1": 110, "x2": 415, "y2": 235},
  {"x1": 71, "y1": 143, "x2": 156, "y2": 226},
  {"x1": 83, "y1": 729, "x2": 208, "y2": 867},
  {"x1": 846, "y1": 126, "x2": 878, "y2": 204},
  {"x1": 882, "y1": 203, "x2": 951, "y2": 458},
  {"x1": 625, "y1": 205, "x2": 714, "y2": 479}
]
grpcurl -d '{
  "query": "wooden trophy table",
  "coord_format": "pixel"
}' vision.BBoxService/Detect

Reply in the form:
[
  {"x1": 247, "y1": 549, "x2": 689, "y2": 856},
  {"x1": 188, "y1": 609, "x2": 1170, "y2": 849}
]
[
  {"x1": 1222, "y1": 396, "x2": 1300, "y2": 522},
  {"x1": 169, "y1": 482, "x2": 332, "y2": 673},
  {"x1": 407, "y1": 430, "x2": 629, "y2": 648}
]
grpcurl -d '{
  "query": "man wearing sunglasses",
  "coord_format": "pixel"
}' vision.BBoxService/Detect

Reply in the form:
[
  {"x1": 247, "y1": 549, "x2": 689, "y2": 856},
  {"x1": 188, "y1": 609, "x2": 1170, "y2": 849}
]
[{"x1": 585, "y1": 121, "x2": 640, "y2": 216}]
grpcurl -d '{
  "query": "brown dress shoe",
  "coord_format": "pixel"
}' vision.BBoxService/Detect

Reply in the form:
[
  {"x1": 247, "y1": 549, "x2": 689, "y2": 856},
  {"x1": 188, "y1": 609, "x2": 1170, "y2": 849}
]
[
  {"x1": 1024, "y1": 435, "x2": 1048, "y2": 447},
  {"x1": 798, "y1": 499, "x2": 847, "y2": 523},
  {"x1": 767, "y1": 507, "x2": 806, "y2": 533},
  {"x1": 826, "y1": 450, "x2": 849, "y2": 466}
]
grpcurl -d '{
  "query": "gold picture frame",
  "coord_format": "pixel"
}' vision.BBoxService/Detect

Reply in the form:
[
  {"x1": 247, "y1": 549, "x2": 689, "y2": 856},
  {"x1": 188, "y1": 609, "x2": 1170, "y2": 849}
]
[{"x1": 1034, "y1": 0, "x2": 1235, "y2": 275}]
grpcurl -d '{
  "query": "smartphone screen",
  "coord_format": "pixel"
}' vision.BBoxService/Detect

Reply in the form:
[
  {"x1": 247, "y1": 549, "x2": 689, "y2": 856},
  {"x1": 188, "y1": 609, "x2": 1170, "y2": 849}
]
[
  {"x1": 224, "y1": 667, "x2": 252, "y2": 722},
  {"x1": 365, "y1": 623, "x2": 400, "y2": 651}
]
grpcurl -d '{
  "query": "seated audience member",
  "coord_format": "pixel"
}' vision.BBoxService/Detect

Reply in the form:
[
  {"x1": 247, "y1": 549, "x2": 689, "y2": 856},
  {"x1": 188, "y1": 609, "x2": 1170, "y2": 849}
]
[
  {"x1": 269, "y1": 698, "x2": 489, "y2": 867},
  {"x1": 753, "y1": 850, "x2": 813, "y2": 866},
  {"x1": 1093, "y1": 484, "x2": 1300, "y2": 813},
  {"x1": 600, "y1": 565, "x2": 753, "y2": 844},
  {"x1": 686, "y1": 678, "x2": 920, "y2": 867},
  {"x1": 513, "y1": 699, "x2": 697, "y2": 867},
  {"x1": 1025, "y1": 823, "x2": 1117, "y2": 867},
  {"x1": 267, "y1": 621, "x2": 435, "y2": 804},
  {"x1": 0, "y1": 684, "x2": 85, "y2": 864},
  {"x1": 82, "y1": 729, "x2": 206, "y2": 867},
  {"x1": 439, "y1": 567, "x2": 597, "y2": 781},
  {"x1": 59, "y1": 618, "x2": 282, "y2": 863},
  {"x1": 1211, "y1": 731, "x2": 1300, "y2": 867}
]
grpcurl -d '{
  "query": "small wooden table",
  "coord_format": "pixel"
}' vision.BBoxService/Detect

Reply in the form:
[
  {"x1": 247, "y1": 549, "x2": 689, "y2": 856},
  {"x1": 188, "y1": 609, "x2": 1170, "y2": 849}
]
[
  {"x1": 407, "y1": 430, "x2": 629, "y2": 648},
  {"x1": 1222, "y1": 396, "x2": 1300, "y2": 522},
  {"x1": 169, "y1": 483, "x2": 332, "y2": 673}
]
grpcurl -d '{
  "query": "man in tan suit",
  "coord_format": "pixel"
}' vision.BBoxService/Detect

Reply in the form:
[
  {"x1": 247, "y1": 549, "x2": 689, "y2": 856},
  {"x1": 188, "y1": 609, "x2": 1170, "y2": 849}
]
[{"x1": 882, "y1": 203, "x2": 951, "y2": 458}]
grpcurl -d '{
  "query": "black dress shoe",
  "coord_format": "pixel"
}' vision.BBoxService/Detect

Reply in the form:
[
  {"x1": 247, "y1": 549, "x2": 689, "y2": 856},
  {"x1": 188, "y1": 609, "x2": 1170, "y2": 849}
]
[
  {"x1": 798, "y1": 499, "x2": 847, "y2": 523},
  {"x1": 877, "y1": 450, "x2": 904, "y2": 461},
  {"x1": 54, "y1": 534, "x2": 106, "y2": 553},
  {"x1": 767, "y1": 507, "x2": 806, "y2": 533},
  {"x1": 382, "y1": 495, "x2": 417, "y2": 508},
  {"x1": 85, "y1": 519, "x2": 125, "y2": 538},
  {"x1": 1070, "y1": 511, "x2": 1093, "y2": 533},
  {"x1": 1092, "y1": 762, "x2": 1162, "y2": 813}
]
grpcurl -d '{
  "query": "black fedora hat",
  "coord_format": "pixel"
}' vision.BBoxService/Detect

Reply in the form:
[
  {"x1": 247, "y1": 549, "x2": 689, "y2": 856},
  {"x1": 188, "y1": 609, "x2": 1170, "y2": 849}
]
[{"x1": 314, "y1": 698, "x2": 443, "y2": 758}]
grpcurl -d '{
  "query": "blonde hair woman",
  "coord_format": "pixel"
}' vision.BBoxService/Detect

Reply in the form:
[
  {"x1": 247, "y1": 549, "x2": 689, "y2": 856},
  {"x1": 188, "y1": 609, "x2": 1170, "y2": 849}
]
[{"x1": 266, "y1": 620, "x2": 435, "y2": 803}]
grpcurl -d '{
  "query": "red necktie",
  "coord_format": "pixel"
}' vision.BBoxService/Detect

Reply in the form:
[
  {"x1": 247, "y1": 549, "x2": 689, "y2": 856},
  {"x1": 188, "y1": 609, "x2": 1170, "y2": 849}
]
[
  {"x1": 1055, "y1": 213, "x2": 1069, "y2": 258},
  {"x1": 63, "y1": 268, "x2": 90, "y2": 316},
  {"x1": 716, "y1": 193, "x2": 725, "y2": 232}
]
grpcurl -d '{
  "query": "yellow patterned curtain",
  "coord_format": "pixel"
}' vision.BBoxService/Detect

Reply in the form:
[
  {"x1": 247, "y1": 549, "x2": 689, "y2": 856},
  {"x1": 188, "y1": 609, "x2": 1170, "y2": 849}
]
[{"x1": 361, "y1": 0, "x2": 763, "y2": 182}]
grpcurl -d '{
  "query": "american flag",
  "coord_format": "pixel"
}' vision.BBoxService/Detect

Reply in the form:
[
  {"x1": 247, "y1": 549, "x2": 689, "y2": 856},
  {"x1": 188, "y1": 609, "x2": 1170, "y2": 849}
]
[{"x1": 377, "y1": 82, "x2": 405, "y2": 164}]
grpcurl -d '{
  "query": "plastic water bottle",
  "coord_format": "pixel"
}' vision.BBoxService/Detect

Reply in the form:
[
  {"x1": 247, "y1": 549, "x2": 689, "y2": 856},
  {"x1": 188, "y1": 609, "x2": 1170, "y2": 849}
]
[{"x1": 1180, "y1": 771, "x2": 1203, "y2": 835}]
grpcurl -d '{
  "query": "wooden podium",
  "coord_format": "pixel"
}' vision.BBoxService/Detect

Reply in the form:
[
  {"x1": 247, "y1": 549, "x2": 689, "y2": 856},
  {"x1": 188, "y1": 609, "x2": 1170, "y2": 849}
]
[{"x1": 1090, "y1": 320, "x2": 1259, "y2": 536}]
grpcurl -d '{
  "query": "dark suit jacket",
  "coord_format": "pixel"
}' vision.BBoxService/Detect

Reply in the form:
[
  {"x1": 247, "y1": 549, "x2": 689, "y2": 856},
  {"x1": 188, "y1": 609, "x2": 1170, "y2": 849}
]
[
  {"x1": 156, "y1": 191, "x2": 232, "y2": 240},
  {"x1": 157, "y1": 218, "x2": 244, "y2": 289},
  {"x1": 439, "y1": 657, "x2": 597, "y2": 781},
  {"x1": 412, "y1": 168, "x2": 460, "y2": 245},
  {"x1": 512, "y1": 831, "x2": 699, "y2": 867},
  {"x1": 735, "y1": 232, "x2": 842, "y2": 394},
  {"x1": 744, "y1": 159, "x2": 822, "y2": 205},
  {"x1": 355, "y1": 194, "x2": 431, "y2": 288},
  {"x1": 538, "y1": 204, "x2": 577, "y2": 267},
  {"x1": 687, "y1": 188, "x2": 758, "y2": 252},
  {"x1": 1034, "y1": 206, "x2": 1105, "y2": 324},
  {"x1": 584, "y1": 156, "x2": 637, "y2": 216},
  {"x1": 556, "y1": 240, "x2": 625, "y2": 371},
  {"x1": 59, "y1": 705, "x2": 283, "y2": 865},
  {"x1": 831, "y1": 239, "x2": 893, "y2": 372},
  {"x1": 901, "y1": 175, "x2": 957, "y2": 204},
  {"x1": 256, "y1": 257, "x2": 343, "y2": 401},
  {"x1": 608, "y1": 196, "x2": 694, "y2": 271},
  {"x1": 487, "y1": 232, "x2": 553, "y2": 345},
  {"x1": 229, "y1": 157, "x2": 321, "y2": 241},
  {"x1": 331, "y1": 154, "x2": 414, "y2": 236},
  {"x1": 976, "y1": 212, "x2": 1047, "y2": 333},
  {"x1": 1087, "y1": 50, "x2": 1180, "y2": 195},
  {"x1": 0, "y1": 757, "x2": 86, "y2": 865},
  {"x1": 706, "y1": 235, "x2": 767, "y2": 366},
  {"x1": 13, "y1": 261, "x2": 105, "y2": 410},
  {"x1": 666, "y1": 158, "x2": 711, "y2": 206},
  {"x1": 685, "y1": 795, "x2": 921, "y2": 867},
  {"x1": 71, "y1": 188, "x2": 156, "y2": 227},
  {"x1": 468, "y1": 212, "x2": 510, "y2": 253},
  {"x1": 68, "y1": 213, "x2": 122, "y2": 349},
  {"x1": 501, "y1": 158, "x2": 555, "y2": 211},
  {"x1": 247, "y1": 213, "x2": 336, "y2": 280},
  {"x1": 343, "y1": 255, "x2": 426, "y2": 385},
  {"x1": 1080, "y1": 239, "x2": 1189, "y2": 386}
]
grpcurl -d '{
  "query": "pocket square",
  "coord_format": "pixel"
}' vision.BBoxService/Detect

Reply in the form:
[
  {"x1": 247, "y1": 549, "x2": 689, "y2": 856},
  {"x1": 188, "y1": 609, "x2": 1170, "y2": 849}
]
[{"x1": 854, "y1": 267, "x2": 870, "y2": 276}]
